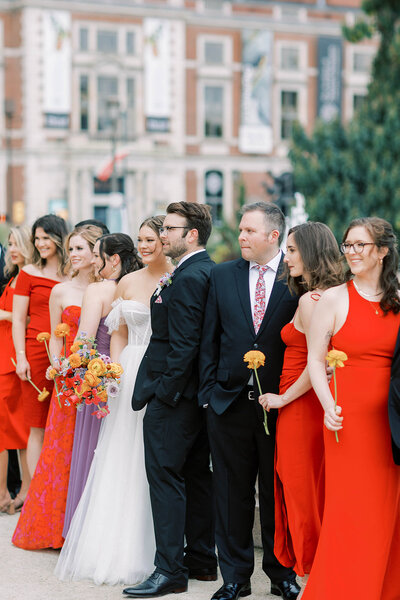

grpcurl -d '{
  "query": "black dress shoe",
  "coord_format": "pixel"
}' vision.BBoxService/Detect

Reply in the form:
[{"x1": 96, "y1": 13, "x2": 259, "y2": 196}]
[
  {"x1": 123, "y1": 571, "x2": 187, "y2": 597},
  {"x1": 270, "y1": 578, "x2": 301, "y2": 599},
  {"x1": 188, "y1": 566, "x2": 218, "y2": 581},
  {"x1": 211, "y1": 581, "x2": 251, "y2": 600}
]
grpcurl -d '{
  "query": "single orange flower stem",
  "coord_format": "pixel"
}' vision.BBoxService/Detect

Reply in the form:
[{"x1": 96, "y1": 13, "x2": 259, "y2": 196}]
[
  {"x1": 333, "y1": 368, "x2": 339, "y2": 443},
  {"x1": 254, "y1": 367, "x2": 269, "y2": 436}
]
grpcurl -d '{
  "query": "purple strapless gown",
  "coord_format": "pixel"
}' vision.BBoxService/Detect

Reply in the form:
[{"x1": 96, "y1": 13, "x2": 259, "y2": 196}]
[{"x1": 62, "y1": 317, "x2": 110, "y2": 537}]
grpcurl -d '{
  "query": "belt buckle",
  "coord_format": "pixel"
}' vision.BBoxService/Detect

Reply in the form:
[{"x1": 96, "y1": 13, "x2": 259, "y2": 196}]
[{"x1": 247, "y1": 389, "x2": 254, "y2": 401}]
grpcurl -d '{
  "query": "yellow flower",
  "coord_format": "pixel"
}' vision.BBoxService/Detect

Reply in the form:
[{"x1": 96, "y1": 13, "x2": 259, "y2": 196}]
[
  {"x1": 243, "y1": 350, "x2": 266, "y2": 370},
  {"x1": 54, "y1": 323, "x2": 70, "y2": 338},
  {"x1": 69, "y1": 353, "x2": 82, "y2": 368},
  {"x1": 70, "y1": 342, "x2": 80, "y2": 353},
  {"x1": 88, "y1": 358, "x2": 107, "y2": 377},
  {"x1": 36, "y1": 332, "x2": 51, "y2": 342},
  {"x1": 48, "y1": 368, "x2": 57, "y2": 380},
  {"x1": 326, "y1": 349, "x2": 348, "y2": 369},
  {"x1": 38, "y1": 388, "x2": 50, "y2": 402},
  {"x1": 76, "y1": 382, "x2": 91, "y2": 395},
  {"x1": 90, "y1": 349, "x2": 97, "y2": 356},
  {"x1": 84, "y1": 371, "x2": 101, "y2": 387},
  {"x1": 97, "y1": 389, "x2": 108, "y2": 402},
  {"x1": 108, "y1": 362, "x2": 124, "y2": 377}
]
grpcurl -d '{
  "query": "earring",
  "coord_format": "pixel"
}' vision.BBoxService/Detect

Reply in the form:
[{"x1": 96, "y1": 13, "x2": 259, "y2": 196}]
[{"x1": 380, "y1": 258, "x2": 383, "y2": 265}]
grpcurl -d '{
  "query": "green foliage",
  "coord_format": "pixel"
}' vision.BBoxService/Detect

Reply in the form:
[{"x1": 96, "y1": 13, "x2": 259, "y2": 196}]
[
  {"x1": 207, "y1": 180, "x2": 245, "y2": 263},
  {"x1": 290, "y1": 0, "x2": 400, "y2": 240}
]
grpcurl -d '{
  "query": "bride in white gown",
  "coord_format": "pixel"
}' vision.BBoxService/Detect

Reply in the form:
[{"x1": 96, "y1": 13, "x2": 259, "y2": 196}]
[{"x1": 55, "y1": 216, "x2": 171, "y2": 585}]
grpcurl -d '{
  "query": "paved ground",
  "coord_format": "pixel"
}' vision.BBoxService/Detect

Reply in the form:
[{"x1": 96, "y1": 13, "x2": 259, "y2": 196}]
[{"x1": 0, "y1": 512, "x2": 304, "y2": 600}]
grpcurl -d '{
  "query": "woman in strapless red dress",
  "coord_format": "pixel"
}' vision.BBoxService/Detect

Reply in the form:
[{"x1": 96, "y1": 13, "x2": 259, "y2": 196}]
[
  {"x1": 12, "y1": 225, "x2": 103, "y2": 549},
  {"x1": 259, "y1": 222, "x2": 344, "y2": 578},
  {"x1": 12, "y1": 215, "x2": 68, "y2": 478},
  {"x1": 305, "y1": 217, "x2": 400, "y2": 600}
]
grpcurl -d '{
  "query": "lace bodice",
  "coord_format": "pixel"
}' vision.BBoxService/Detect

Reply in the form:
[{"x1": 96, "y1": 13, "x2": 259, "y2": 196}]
[{"x1": 105, "y1": 299, "x2": 151, "y2": 347}]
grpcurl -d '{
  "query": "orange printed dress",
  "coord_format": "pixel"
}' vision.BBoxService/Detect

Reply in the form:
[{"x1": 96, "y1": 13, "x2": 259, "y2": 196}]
[
  {"x1": 303, "y1": 281, "x2": 400, "y2": 600},
  {"x1": 0, "y1": 279, "x2": 29, "y2": 451},
  {"x1": 12, "y1": 306, "x2": 80, "y2": 550},
  {"x1": 14, "y1": 270, "x2": 60, "y2": 428},
  {"x1": 274, "y1": 321, "x2": 324, "y2": 577}
]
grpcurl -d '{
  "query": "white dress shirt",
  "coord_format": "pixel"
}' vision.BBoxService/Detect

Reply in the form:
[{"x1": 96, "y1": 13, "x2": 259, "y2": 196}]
[
  {"x1": 177, "y1": 248, "x2": 206, "y2": 268},
  {"x1": 248, "y1": 250, "x2": 282, "y2": 318}
]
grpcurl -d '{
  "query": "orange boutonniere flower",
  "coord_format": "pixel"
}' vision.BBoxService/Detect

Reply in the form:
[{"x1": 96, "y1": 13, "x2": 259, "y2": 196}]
[
  {"x1": 37, "y1": 332, "x2": 51, "y2": 342},
  {"x1": 88, "y1": 358, "x2": 107, "y2": 377},
  {"x1": 54, "y1": 323, "x2": 70, "y2": 337},
  {"x1": 68, "y1": 353, "x2": 82, "y2": 369},
  {"x1": 243, "y1": 350, "x2": 269, "y2": 435},
  {"x1": 84, "y1": 371, "x2": 101, "y2": 387},
  {"x1": 326, "y1": 349, "x2": 348, "y2": 443},
  {"x1": 38, "y1": 388, "x2": 50, "y2": 402}
]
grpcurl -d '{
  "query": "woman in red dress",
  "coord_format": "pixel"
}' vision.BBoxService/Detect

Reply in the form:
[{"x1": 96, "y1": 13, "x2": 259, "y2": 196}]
[
  {"x1": 305, "y1": 217, "x2": 400, "y2": 600},
  {"x1": 259, "y1": 222, "x2": 344, "y2": 579},
  {"x1": 12, "y1": 215, "x2": 68, "y2": 478},
  {"x1": 0, "y1": 227, "x2": 32, "y2": 513},
  {"x1": 12, "y1": 225, "x2": 102, "y2": 549}
]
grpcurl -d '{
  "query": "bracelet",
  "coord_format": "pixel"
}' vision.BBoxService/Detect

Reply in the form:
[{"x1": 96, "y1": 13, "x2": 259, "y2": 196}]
[{"x1": 17, "y1": 350, "x2": 25, "y2": 355}]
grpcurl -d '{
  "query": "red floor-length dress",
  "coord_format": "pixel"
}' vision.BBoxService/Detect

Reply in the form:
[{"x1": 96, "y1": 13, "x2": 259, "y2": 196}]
[
  {"x1": 302, "y1": 280, "x2": 400, "y2": 600},
  {"x1": 12, "y1": 306, "x2": 81, "y2": 550},
  {"x1": 0, "y1": 279, "x2": 29, "y2": 451},
  {"x1": 274, "y1": 321, "x2": 324, "y2": 577},
  {"x1": 14, "y1": 270, "x2": 59, "y2": 428}
]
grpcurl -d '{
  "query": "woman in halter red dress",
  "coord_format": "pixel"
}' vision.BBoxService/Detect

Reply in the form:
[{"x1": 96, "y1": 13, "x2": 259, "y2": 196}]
[
  {"x1": 12, "y1": 215, "x2": 67, "y2": 478},
  {"x1": 305, "y1": 217, "x2": 400, "y2": 600},
  {"x1": 12, "y1": 225, "x2": 102, "y2": 549},
  {"x1": 259, "y1": 222, "x2": 344, "y2": 578}
]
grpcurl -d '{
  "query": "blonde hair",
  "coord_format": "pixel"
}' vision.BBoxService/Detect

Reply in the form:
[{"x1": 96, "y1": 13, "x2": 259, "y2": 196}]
[
  {"x1": 65, "y1": 225, "x2": 103, "y2": 280},
  {"x1": 4, "y1": 226, "x2": 33, "y2": 279}
]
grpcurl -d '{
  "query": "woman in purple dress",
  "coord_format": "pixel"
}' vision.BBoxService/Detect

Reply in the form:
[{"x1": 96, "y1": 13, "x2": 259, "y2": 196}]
[{"x1": 63, "y1": 233, "x2": 142, "y2": 536}]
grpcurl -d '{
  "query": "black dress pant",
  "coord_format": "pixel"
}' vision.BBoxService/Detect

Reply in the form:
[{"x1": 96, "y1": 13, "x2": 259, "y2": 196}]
[
  {"x1": 143, "y1": 396, "x2": 216, "y2": 583},
  {"x1": 207, "y1": 390, "x2": 295, "y2": 584}
]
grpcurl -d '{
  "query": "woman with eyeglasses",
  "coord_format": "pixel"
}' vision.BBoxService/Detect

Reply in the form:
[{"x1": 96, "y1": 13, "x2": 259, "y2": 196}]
[{"x1": 303, "y1": 217, "x2": 400, "y2": 600}]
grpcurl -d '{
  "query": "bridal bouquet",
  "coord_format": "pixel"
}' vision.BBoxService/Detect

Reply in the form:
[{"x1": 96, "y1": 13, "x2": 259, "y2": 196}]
[{"x1": 45, "y1": 332, "x2": 123, "y2": 419}]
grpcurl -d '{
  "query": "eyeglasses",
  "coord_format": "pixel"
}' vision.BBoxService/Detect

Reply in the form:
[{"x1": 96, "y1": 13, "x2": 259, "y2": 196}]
[
  {"x1": 340, "y1": 242, "x2": 375, "y2": 254},
  {"x1": 159, "y1": 226, "x2": 189, "y2": 234}
]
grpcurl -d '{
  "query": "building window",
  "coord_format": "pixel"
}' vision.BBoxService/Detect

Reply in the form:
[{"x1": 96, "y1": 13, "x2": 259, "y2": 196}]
[
  {"x1": 97, "y1": 30, "x2": 118, "y2": 53},
  {"x1": 281, "y1": 91, "x2": 298, "y2": 140},
  {"x1": 93, "y1": 177, "x2": 125, "y2": 195},
  {"x1": 97, "y1": 76, "x2": 118, "y2": 131},
  {"x1": 353, "y1": 94, "x2": 366, "y2": 112},
  {"x1": 205, "y1": 41, "x2": 224, "y2": 65},
  {"x1": 280, "y1": 47, "x2": 299, "y2": 70},
  {"x1": 204, "y1": 85, "x2": 224, "y2": 138},
  {"x1": 353, "y1": 52, "x2": 373, "y2": 73},
  {"x1": 80, "y1": 75, "x2": 89, "y2": 131},
  {"x1": 79, "y1": 28, "x2": 88, "y2": 51},
  {"x1": 126, "y1": 78, "x2": 136, "y2": 138},
  {"x1": 126, "y1": 31, "x2": 135, "y2": 55}
]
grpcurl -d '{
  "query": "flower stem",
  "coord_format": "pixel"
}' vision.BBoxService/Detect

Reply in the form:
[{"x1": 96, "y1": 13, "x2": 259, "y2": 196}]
[
  {"x1": 44, "y1": 340, "x2": 52, "y2": 365},
  {"x1": 254, "y1": 367, "x2": 269, "y2": 436},
  {"x1": 333, "y1": 368, "x2": 339, "y2": 443}
]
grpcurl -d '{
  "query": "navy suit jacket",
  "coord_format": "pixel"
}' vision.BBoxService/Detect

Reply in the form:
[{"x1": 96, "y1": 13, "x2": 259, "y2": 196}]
[
  {"x1": 132, "y1": 251, "x2": 214, "y2": 410},
  {"x1": 389, "y1": 327, "x2": 400, "y2": 465},
  {"x1": 198, "y1": 256, "x2": 298, "y2": 415}
]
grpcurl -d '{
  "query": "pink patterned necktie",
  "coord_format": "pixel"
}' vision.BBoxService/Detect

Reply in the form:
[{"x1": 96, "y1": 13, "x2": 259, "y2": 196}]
[{"x1": 253, "y1": 265, "x2": 269, "y2": 334}]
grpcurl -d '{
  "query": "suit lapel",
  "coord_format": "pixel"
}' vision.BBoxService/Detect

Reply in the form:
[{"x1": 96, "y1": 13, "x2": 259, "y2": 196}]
[{"x1": 234, "y1": 259, "x2": 254, "y2": 334}]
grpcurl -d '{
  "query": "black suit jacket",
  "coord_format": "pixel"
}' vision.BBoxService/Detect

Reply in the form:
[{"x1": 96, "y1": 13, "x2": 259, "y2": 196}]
[
  {"x1": 132, "y1": 251, "x2": 214, "y2": 410},
  {"x1": 198, "y1": 256, "x2": 298, "y2": 415},
  {"x1": 389, "y1": 327, "x2": 400, "y2": 465}
]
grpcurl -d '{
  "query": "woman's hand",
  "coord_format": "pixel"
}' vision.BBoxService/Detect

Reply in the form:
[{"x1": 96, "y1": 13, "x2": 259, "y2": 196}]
[
  {"x1": 259, "y1": 393, "x2": 286, "y2": 411},
  {"x1": 324, "y1": 404, "x2": 343, "y2": 431},
  {"x1": 0, "y1": 309, "x2": 12, "y2": 322},
  {"x1": 15, "y1": 355, "x2": 31, "y2": 381}
]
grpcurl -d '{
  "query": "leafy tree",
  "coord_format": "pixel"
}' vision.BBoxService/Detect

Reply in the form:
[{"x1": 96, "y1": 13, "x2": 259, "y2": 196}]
[
  {"x1": 290, "y1": 0, "x2": 400, "y2": 239},
  {"x1": 207, "y1": 179, "x2": 245, "y2": 263}
]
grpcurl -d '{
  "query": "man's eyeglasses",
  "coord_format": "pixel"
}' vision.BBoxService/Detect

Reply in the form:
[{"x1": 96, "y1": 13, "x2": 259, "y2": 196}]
[
  {"x1": 340, "y1": 242, "x2": 375, "y2": 254},
  {"x1": 159, "y1": 226, "x2": 189, "y2": 234}
]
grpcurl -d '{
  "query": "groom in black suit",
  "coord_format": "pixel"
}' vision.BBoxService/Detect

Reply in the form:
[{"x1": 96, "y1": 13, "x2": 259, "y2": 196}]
[
  {"x1": 199, "y1": 202, "x2": 300, "y2": 600},
  {"x1": 124, "y1": 202, "x2": 217, "y2": 598},
  {"x1": 389, "y1": 327, "x2": 400, "y2": 465}
]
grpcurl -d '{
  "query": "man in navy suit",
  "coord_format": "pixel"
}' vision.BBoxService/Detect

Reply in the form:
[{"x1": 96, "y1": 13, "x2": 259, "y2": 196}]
[
  {"x1": 389, "y1": 327, "x2": 400, "y2": 465},
  {"x1": 199, "y1": 202, "x2": 300, "y2": 600},
  {"x1": 125, "y1": 202, "x2": 217, "y2": 598}
]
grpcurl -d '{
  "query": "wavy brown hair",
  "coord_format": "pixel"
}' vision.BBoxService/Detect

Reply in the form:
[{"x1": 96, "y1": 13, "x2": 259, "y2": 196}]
[
  {"x1": 285, "y1": 222, "x2": 344, "y2": 296},
  {"x1": 342, "y1": 217, "x2": 400, "y2": 315},
  {"x1": 97, "y1": 233, "x2": 143, "y2": 282},
  {"x1": 140, "y1": 215, "x2": 165, "y2": 236},
  {"x1": 31, "y1": 214, "x2": 68, "y2": 276}
]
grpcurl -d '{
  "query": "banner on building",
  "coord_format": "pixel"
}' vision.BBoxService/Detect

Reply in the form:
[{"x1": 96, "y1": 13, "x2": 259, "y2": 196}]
[
  {"x1": 239, "y1": 30, "x2": 273, "y2": 154},
  {"x1": 317, "y1": 37, "x2": 343, "y2": 122},
  {"x1": 43, "y1": 10, "x2": 72, "y2": 129},
  {"x1": 144, "y1": 19, "x2": 171, "y2": 133}
]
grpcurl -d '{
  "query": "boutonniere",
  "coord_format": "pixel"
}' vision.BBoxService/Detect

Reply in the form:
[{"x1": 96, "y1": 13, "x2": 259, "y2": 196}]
[{"x1": 155, "y1": 272, "x2": 174, "y2": 297}]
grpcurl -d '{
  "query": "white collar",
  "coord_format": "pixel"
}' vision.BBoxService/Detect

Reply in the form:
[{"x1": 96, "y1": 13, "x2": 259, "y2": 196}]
[
  {"x1": 249, "y1": 249, "x2": 282, "y2": 273},
  {"x1": 177, "y1": 248, "x2": 206, "y2": 268}
]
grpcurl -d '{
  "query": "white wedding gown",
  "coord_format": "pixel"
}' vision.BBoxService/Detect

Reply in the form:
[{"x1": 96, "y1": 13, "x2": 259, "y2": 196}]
[{"x1": 55, "y1": 299, "x2": 155, "y2": 585}]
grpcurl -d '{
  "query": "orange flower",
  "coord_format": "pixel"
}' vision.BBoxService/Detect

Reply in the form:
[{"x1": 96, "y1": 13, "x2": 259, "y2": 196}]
[
  {"x1": 36, "y1": 332, "x2": 51, "y2": 342},
  {"x1": 108, "y1": 362, "x2": 124, "y2": 377},
  {"x1": 326, "y1": 349, "x2": 348, "y2": 369},
  {"x1": 54, "y1": 323, "x2": 70, "y2": 338},
  {"x1": 84, "y1": 371, "x2": 101, "y2": 387},
  {"x1": 38, "y1": 388, "x2": 50, "y2": 402},
  {"x1": 69, "y1": 353, "x2": 82, "y2": 368},
  {"x1": 70, "y1": 342, "x2": 80, "y2": 353},
  {"x1": 88, "y1": 358, "x2": 107, "y2": 377},
  {"x1": 47, "y1": 368, "x2": 57, "y2": 380},
  {"x1": 243, "y1": 350, "x2": 266, "y2": 370},
  {"x1": 97, "y1": 389, "x2": 108, "y2": 402},
  {"x1": 90, "y1": 349, "x2": 97, "y2": 356},
  {"x1": 76, "y1": 382, "x2": 91, "y2": 395}
]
